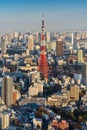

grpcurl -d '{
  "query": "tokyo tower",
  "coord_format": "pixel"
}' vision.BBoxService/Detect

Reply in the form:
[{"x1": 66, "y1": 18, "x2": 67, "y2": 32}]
[{"x1": 38, "y1": 15, "x2": 49, "y2": 79}]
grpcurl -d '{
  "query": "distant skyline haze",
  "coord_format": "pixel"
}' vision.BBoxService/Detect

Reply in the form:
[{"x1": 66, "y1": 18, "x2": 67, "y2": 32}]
[{"x1": 0, "y1": 0, "x2": 87, "y2": 32}]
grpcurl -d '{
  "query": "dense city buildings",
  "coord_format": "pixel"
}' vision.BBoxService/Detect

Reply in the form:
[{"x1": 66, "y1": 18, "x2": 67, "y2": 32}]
[
  {"x1": 0, "y1": 29, "x2": 87, "y2": 129},
  {"x1": 0, "y1": 4, "x2": 87, "y2": 129}
]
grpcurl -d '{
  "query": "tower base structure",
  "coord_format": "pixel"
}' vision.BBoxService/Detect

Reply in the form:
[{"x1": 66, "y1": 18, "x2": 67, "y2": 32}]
[{"x1": 38, "y1": 53, "x2": 49, "y2": 80}]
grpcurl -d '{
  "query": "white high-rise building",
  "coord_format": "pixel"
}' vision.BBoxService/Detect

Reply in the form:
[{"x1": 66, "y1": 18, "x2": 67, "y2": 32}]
[{"x1": 45, "y1": 32, "x2": 50, "y2": 42}]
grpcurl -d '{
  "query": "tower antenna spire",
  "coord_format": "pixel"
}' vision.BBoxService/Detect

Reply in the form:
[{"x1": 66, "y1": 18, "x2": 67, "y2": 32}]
[{"x1": 42, "y1": 13, "x2": 44, "y2": 19}]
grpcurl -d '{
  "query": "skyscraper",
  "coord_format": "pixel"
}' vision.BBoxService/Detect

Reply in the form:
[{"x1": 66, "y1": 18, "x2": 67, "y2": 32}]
[
  {"x1": 0, "y1": 112, "x2": 9, "y2": 130},
  {"x1": 38, "y1": 15, "x2": 49, "y2": 79},
  {"x1": 71, "y1": 32, "x2": 74, "y2": 47},
  {"x1": 77, "y1": 49, "x2": 83, "y2": 65},
  {"x1": 56, "y1": 39, "x2": 63, "y2": 56},
  {"x1": 45, "y1": 32, "x2": 50, "y2": 42},
  {"x1": 82, "y1": 63, "x2": 87, "y2": 86},
  {"x1": 35, "y1": 32, "x2": 39, "y2": 43},
  {"x1": 1, "y1": 37, "x2": 7, "y2": 55},
  {"x1": 2, "y1": 76, "x2": 13, "y2": 107},
  {"x1": 70, "y1": 32, "x2": 74, "y2": 54},
  {"x1": 27, "y1": 35, "x2": 34, "y2": 54}
]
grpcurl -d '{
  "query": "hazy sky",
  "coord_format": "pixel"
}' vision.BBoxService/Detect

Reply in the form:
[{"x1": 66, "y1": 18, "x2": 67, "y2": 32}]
[{"x1": 0, "y1": 0, "x2": 87, "y2": 32}]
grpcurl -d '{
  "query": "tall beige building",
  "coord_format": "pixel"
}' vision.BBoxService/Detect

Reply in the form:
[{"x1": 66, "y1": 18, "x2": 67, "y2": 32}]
[
  {"x1": 45, "y1": 32, "x2": 50, "y2": 42},
  {"x1": 70, "y1": 85, "x2": 79, "y2": 101},
  {"x1": 35, "y1": 32, "x2": 39, "y2": 43},
  {"x1": 0, "y1": 112, "x2": 9, "y2": 130},
  {"x1": 77, "y1": 49, "x2": 83, "y2": 64},
  {"x1": 82, "y1": 63, "x2": 87, "y2": 86},
  {"x1": 27, "y1": 35, "x2": 34, "y2": 54},
  {"x1": 2, "y1": 76, "x2": 13, "y2": 107}
]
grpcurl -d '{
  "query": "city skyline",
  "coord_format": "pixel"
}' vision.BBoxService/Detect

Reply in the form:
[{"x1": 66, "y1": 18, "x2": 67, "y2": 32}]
[{"x1": 0, "y1": 0, "x2": 87, "y2": 32}]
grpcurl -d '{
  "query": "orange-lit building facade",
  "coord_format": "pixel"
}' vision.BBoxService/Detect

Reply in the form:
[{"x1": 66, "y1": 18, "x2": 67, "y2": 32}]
[{"x1": 13, "y1": 90, "x2": 20, "y2": 105}]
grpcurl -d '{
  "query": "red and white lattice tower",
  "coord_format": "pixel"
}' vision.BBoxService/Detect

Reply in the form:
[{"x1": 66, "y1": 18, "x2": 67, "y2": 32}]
[{"x1": 38, "y1": 15, "x2": 49, "y2": 79}]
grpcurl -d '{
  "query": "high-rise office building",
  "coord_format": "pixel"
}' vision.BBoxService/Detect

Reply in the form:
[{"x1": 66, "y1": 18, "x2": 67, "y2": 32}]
[
  {"x1": 82, "y1": 63, "x2": 87, "y2": 86},
  {"x1": 70, "y1": 85, "x2": 79, "y2": 101},
  {"x1": 56, "y1": 39, "x2": 63, "y2": 56},
  {"x1": 27, "y1": 35, "x2": 34, "y2": 54},
  {"x1": 71, "y1": 32, "x2": 74, "y2": 47},
  {"x1": 45, "y1": 32, "x2": 50, "y2": 42},
  {"x1": 35, "y1": 32, "x2": 39, "y2": 43},
  {"x1": 2, "y1": 76, "x2": 13, "y2": 107},
  {"x1": 38, "y1": 32, "x2": 41, "y2": 43},
  {"x1": 70, "y1": 32, "x2": 74, "y2": 54},
  {"x1": 8, "y1": 33, "x2": 14, "y2": 43},
  {"x1": 77, "y1": 49, "x2": 83, "y2": 65},
  {"x1": 1, "y1": 37, "x2": 7, "y2": 55},
  {"x1": 0, "y1": 112, "x2": 9, "y2": 130},
  {"x1": 13, "y1": 32, "x2": 19, "y2": 42}
]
